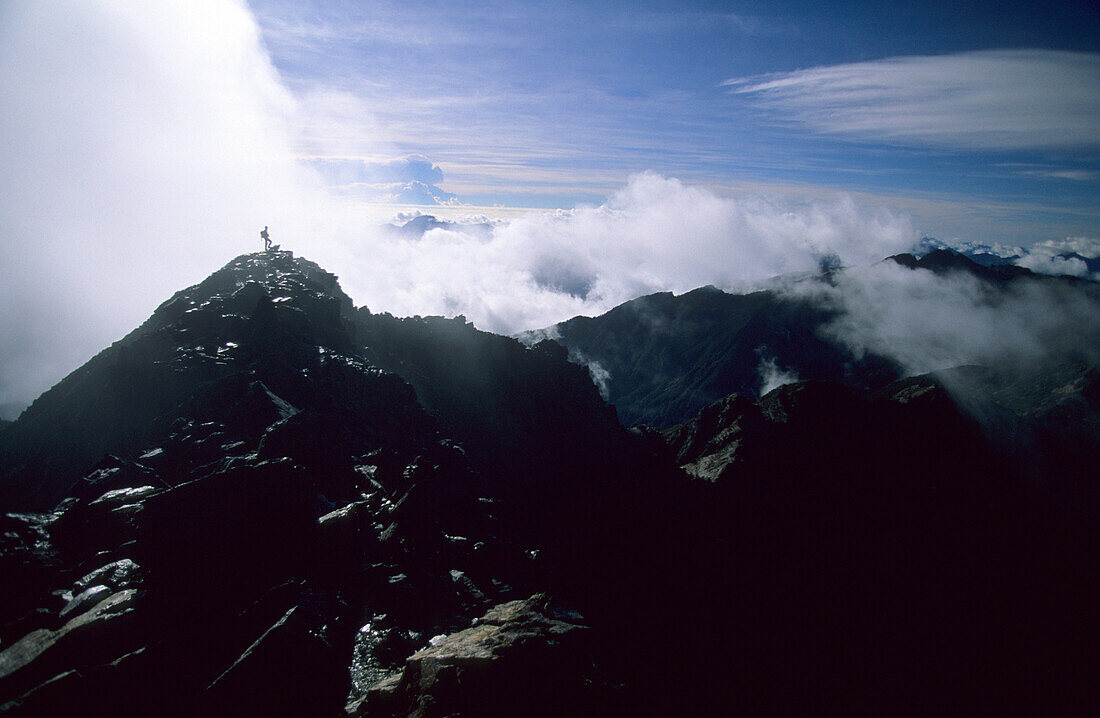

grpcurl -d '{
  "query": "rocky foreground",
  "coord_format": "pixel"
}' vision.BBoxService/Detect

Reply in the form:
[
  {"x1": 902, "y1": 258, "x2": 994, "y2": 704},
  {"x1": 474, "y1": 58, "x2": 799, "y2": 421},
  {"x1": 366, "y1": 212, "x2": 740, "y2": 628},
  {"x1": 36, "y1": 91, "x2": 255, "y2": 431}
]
[{"x1": 1, "y1": 251, "x2": 1096, "y2": 715}]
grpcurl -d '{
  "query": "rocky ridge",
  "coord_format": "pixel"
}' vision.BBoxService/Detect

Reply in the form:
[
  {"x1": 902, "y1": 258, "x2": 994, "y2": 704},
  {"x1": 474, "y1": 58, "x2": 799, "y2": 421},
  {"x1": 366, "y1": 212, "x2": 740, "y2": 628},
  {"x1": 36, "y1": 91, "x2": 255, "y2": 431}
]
[{"x1": 0, "y1": 249, "x2": 1096, "y2": 715}]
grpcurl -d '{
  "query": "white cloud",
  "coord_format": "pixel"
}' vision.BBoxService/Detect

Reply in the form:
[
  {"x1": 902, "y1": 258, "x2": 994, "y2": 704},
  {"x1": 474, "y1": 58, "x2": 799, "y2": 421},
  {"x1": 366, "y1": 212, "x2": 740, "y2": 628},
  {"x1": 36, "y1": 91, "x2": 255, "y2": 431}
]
[
  {"x1": 1030, "y1": 236, "x2": 1100, "y2": 259},
  {"x1": 727, "y1": 50, "x2": 1100, "y2": 150},
  {"x1": 0, "y1": 0, "x2": 327, "y2": 409},
  {"x1": 785, "y1": 261, "x2": 1100, "y2": 378},
  {"x1": 1015, "y1": 253, "x2": 1089, "y2": 278},
  {"x1": 757, "y1": 356, "x2": 799, "y2": 396},
  {"x1": 1017, "y1": 169, "x2": 1098, "y2": 182},
  {"x1": 309, "y1": 155, "x2": 445, "y2": 186},
  {"x1": 1013, "y1": 236, "x2": 1100, "y2": 278},
  {"x1": 338, "y1": 172, "x2": 916, "y2": 336}
]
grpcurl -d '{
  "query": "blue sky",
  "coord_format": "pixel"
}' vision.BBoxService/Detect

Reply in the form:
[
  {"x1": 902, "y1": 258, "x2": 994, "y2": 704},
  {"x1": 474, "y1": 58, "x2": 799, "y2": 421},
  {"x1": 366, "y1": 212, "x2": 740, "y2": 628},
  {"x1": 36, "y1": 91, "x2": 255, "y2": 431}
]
[{"x1": 248, "y1": 0, "x2": 1100, "y2": 243}]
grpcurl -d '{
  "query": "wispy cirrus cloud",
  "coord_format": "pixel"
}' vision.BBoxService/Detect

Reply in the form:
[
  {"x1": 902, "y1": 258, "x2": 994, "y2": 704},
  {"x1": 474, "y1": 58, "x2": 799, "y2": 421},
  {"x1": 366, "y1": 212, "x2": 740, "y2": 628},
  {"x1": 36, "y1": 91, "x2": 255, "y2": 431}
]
[
  {"x1": 1015, "y1": 168, "x2": 1098, "y2": 182},
  {"x1": 726, "y1": 50, "x2": 1100, "y2": 151}
]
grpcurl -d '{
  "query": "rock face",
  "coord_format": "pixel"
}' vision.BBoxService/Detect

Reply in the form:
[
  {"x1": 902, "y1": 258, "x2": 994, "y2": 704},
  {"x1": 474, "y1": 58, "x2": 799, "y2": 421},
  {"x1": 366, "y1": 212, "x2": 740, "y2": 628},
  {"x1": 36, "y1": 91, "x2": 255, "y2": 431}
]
[{"x1": 0, "y1": 249, "x2": 1096, "y2": 716}]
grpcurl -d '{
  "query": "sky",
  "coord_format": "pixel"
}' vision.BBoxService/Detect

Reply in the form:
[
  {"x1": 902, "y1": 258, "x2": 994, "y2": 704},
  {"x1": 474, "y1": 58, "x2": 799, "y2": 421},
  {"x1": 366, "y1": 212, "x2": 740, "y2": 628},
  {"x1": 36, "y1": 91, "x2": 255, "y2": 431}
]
[
  {"x1": 247, "y1": 0, "x2": 1100, "y2": 240},
  {"x1": 0, "y1": 0, "x2": 1098, "y2": 416}
]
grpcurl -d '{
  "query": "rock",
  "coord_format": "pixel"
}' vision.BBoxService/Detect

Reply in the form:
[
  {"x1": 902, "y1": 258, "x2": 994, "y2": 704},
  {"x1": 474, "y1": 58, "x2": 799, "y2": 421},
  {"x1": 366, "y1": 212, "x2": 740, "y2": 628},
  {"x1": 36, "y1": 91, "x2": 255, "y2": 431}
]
[
  {"x1": 68, "y1": 456, "x2": 163, "y2": 502},
  {"x1": 0, "y1": 513, "x2": 61, "y2": 642},
  {"x1": 0, "y1": 589, "x2": 140, "y2": 698},
  {"x1": 47, "y1": 490, "x2": 147, "y2": 565},
  {"x1": 89, "y1": 485, "x2": 159, "y2": 506},
  {"x1": 58, "y1": 584, "x2": 111, "y2": 621},
  {"x1": 345, "y1": 617, "x2": 410, "y2": 710},
  {"x1": 0, "y1": 668, "x2": 83, "y2": 715},
  {"x1": 72, "y1": 558, "x2": 141, "y2": 594},
  {"x1": 318, "y1": 500, "x2": 369, "y2": 528},
  {"x1": 132, "y1": 459, "x2": 320, "y2": 604},
  {"x1": 353, "y1": 594, "x2": 603, "y2": 718}
]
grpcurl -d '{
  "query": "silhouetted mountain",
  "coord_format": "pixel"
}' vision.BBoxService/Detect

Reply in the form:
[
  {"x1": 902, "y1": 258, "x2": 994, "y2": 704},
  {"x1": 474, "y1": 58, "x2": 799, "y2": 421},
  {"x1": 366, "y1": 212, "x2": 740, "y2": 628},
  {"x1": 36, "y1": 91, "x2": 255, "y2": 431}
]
[
  {"x1": 917, "y1": 236, "x2": 1021, "y2": 267},
  {"x1": 528, "y1": 282, "x2": 898, "y2": 428},
  {"x1": 888, "y1": 248, "x2": 1035, "y2": 280},
  {"x1": 1060, "y1": 251, "x2": 1100, "y2": 274},
  {"x1": 386, "y1": 215, "x2": 493, "y2": 240},
  {"x1": 0, "y1": 249, "x2": 1095, "y2": 715},
  {"x1": 536, "y1": 250, "x2": 1098, "y2": 429},
  {"x1": 0, "y1": 251, "x2": 677, "y2": 716}
]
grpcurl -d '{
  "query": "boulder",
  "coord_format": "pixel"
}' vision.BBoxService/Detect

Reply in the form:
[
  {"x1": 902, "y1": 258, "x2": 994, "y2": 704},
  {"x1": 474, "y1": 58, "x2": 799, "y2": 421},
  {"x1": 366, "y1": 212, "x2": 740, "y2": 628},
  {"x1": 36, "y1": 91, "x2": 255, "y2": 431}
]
[
  {"x1": 57, "y1": 584, "x2": 111, "y2": 621},
  {"x1": 350, "y1": 594, "x2": 605, "y2": 718},
  {"x1": 72, "y1": 558, "x2": 141, "y2": 594}
]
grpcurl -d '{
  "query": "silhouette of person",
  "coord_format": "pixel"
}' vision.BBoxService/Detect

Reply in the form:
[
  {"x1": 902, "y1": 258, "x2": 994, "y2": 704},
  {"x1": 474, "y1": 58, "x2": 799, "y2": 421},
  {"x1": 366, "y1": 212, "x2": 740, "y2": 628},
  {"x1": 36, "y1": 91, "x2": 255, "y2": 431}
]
[{"x1": 261, "y1": 226, "x2": 271, "y2": 251}]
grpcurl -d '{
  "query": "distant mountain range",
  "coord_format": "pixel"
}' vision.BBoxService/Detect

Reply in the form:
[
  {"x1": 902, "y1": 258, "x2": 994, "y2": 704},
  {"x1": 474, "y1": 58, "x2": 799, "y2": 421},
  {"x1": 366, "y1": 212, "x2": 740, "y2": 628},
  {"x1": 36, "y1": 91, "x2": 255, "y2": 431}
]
[
  {"x1": 530, "y1": 248, "x2": 1095, "y2": 428},
  {"x1": 0, "y1": 248, "x2": 1096, "y2": 715}
]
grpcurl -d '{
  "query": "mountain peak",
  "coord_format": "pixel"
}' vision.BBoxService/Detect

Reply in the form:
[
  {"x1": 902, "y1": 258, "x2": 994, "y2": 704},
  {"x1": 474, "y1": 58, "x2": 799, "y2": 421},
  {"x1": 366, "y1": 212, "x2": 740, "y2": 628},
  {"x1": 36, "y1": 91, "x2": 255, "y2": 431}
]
[
  {"x1": 155, "y1": 250, "x2": 356, "y2": 320},
  {"x1": 887, "y1": 248, "x2": 1033, "y2": 281},
  {"x1": 0, "y1": 250, "x2": 372, "y2": 509}
]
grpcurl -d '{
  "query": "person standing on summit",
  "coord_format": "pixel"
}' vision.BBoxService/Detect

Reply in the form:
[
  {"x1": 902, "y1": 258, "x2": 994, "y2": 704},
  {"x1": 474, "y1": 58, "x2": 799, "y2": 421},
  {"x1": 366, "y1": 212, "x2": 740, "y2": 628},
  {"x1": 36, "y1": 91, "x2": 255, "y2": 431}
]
[{"x1": 261, "y1": 226, "x2": 271, "y2": 251}]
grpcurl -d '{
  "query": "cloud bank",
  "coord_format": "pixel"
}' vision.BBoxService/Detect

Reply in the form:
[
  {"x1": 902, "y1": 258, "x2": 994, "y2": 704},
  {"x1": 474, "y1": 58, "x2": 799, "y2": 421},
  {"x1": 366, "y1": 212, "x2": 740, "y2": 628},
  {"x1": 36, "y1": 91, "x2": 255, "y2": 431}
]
[
  {"x1": 786, "y1": 261, "x2": 1100, "y2": 380},
  {"x1": 921, "y1": 235, "x2": 1100, "y2": 279},
  {"x1": 727, "y1": 50, "x2": 1100, "y2": 150},
  {"x1": 0, "y1": 0, "x2": 326, "y2": 414},
  {"x1": 340, "y1": 173, "x2": 917, "y2": 336}
]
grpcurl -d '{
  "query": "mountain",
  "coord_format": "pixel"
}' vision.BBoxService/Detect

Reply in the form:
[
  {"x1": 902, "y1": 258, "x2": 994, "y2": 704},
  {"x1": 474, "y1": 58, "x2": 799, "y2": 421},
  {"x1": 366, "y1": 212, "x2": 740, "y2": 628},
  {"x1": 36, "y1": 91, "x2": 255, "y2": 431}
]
[
  {"x1": 385, "y1": 215, "x2": 493, "y2": 240},
  {"x1": 0, "y1": 250, "x2": 680, "y2": 716},
  {"x1": 535, "y1": 250, "x2": 1096, "y2": 429},
  {"x1": 1, "y1": 249, "x2": 1095, "y2": 715},
  {"x1": 524, "y1": 284, "x2": 898, "y2": 428},
  {"x1": 658, "y1": 376, "x2": 1096, "y2": 712},
  {"x1": 887, "y1": 247, "x2": 1034, "y2": 280},
  {"x1": 1060, "y1": 251, "x2": 1100, "y2": 274}
]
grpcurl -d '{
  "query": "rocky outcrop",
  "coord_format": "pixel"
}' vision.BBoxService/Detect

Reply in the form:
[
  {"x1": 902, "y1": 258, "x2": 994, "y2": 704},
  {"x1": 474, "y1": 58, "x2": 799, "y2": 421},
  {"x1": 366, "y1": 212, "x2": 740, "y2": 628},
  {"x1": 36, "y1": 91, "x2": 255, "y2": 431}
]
[
  {"x1": 0, "y1": 252, "x2": 607, "y2": 716},
  {"x1": 0, "y1": 589, "x2": 141, "y2": 702},
  {"x1": 348, "y1": 594, "x2": 603, "y2": 718}
]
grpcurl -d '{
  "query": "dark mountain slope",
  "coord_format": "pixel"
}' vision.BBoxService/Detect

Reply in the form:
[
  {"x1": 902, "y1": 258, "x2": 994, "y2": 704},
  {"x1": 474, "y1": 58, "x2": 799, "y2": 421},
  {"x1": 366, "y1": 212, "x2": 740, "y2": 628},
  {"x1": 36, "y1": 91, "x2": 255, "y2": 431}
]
[
  {"x1": 656, "y1": 379, "x2": 1098, "y2": 713},
  {"x1": 352, "y1": 314, "x2": 662, "y2": 552},
  {"x1": 0, "y1": 251, "x2": 391, "y2": 510},
  {"x1": 535, "y1": 283, "x2": 896, "y2": 427}
]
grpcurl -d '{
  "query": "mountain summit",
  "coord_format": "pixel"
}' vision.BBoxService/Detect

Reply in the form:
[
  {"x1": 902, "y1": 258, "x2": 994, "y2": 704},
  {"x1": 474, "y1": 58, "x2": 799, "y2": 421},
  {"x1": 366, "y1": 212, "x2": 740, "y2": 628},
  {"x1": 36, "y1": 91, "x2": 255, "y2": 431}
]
[{"x1": 0, "y1": 251, "x2": 379, "y2": 509}]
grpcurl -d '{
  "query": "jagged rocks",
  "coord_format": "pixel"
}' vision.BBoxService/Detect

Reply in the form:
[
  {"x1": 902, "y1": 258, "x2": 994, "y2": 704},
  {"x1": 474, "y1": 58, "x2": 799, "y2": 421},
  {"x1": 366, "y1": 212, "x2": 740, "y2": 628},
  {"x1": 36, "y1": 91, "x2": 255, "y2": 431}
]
[
  {"x1": 0, "y1": 589, "x2": 141, "y2": 701},
  {"x1": 348, "y1": 594, "x2": 603, "y2": 718}
]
